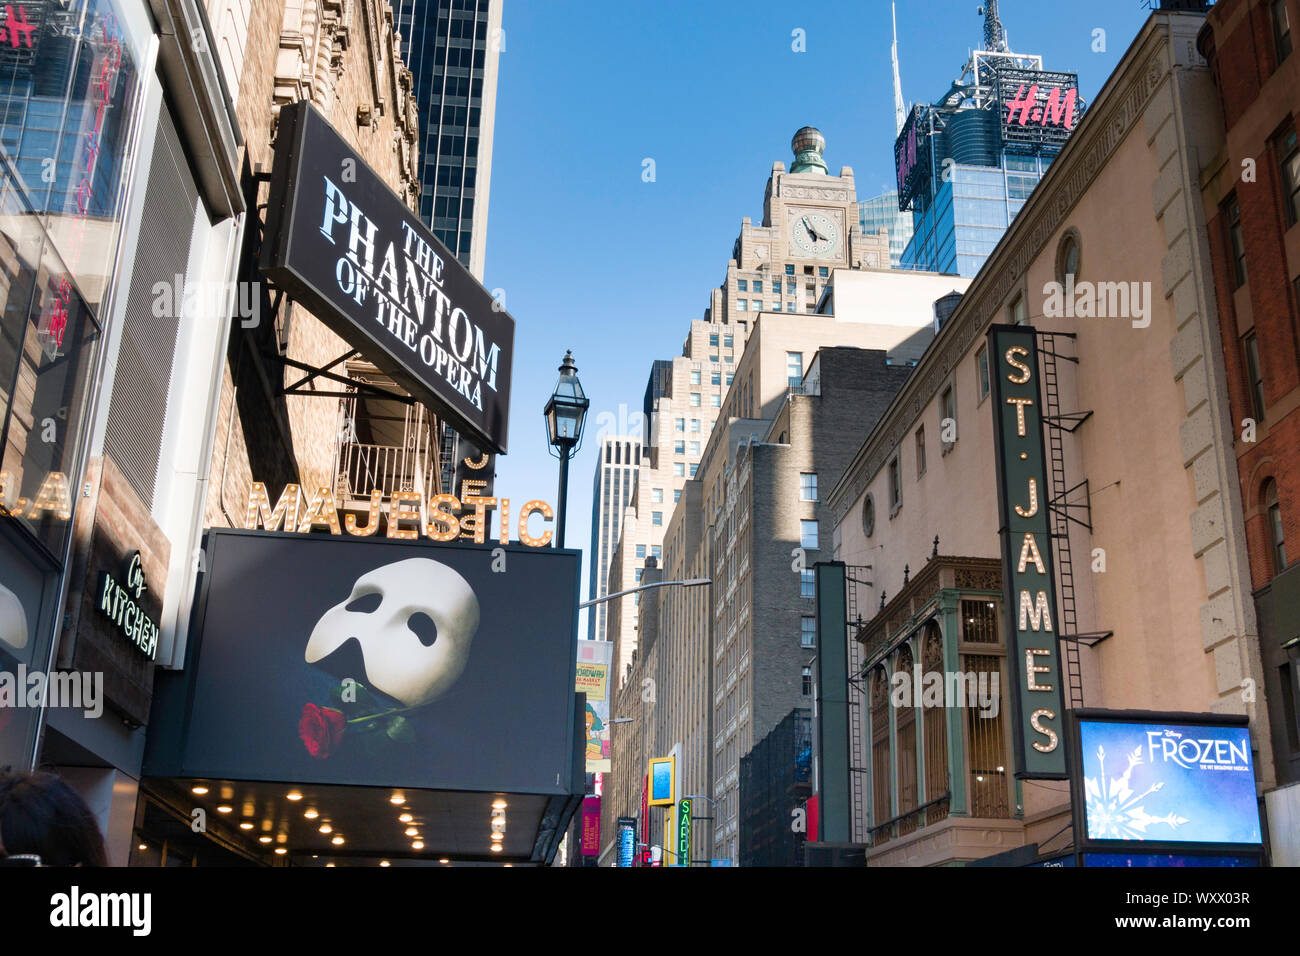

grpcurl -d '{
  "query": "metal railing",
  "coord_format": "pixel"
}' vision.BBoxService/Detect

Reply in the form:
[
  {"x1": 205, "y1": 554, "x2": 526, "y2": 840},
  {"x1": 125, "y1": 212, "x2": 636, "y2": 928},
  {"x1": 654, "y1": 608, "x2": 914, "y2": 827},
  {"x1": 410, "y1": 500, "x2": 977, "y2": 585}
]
[{"x1": 338, "y1": 441, "x2": 431, "y2": 500}]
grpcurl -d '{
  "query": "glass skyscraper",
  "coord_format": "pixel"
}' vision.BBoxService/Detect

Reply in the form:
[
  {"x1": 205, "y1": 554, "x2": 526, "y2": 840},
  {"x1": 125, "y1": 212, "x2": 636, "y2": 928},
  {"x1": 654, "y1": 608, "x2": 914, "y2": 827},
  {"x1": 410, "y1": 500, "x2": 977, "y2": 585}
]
[
  {"x1": 858, "y1": 190, "x2": 915, "y2": 270},
  {"x1": 395, "y1": 0, "x2": 501, "y2": 280}
]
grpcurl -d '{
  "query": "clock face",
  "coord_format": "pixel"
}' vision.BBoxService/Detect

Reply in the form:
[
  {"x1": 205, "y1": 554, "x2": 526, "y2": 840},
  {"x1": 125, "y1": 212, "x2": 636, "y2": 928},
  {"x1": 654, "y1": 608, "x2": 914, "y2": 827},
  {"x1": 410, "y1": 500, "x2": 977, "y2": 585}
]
[{"x1": 788, "y1": 210, "x2": 840, "y2": 259}]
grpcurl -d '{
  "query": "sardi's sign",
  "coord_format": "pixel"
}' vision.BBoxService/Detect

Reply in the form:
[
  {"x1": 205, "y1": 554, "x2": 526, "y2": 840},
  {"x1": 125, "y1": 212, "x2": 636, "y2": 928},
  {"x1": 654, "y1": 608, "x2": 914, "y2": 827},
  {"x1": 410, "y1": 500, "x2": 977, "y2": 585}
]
[
  {"x1": 244, "y1": 481, "x2": 558, "y2": 547},
  {"x1": 260, "y1": 100, "x2": 514, "y2": 453},
  {"x1": 988, "y1": 326, "x2": 1067, "y2": 779}
]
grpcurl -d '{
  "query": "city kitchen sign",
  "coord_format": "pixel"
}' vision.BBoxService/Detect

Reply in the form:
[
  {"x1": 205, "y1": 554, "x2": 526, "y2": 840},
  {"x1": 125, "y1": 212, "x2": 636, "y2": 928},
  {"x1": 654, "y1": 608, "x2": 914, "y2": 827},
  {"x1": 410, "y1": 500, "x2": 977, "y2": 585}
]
[
  {"x1": 261, "y1": 100, "x2": 514, "y2": 453},
  {"x1": 98, "y1": 552, "x2": 159, "y2": 660},
  {"x1": 987, "y1": 326, "x2": 1067, "y2": 779}
]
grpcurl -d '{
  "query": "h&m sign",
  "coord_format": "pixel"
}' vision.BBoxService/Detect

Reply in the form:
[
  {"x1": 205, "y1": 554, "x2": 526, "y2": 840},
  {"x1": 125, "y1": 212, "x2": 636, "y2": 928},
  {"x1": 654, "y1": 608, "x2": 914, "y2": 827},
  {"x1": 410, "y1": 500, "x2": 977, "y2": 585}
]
[{"x1": 987, "y1": 326, "x2": 1067, "y2": 779}]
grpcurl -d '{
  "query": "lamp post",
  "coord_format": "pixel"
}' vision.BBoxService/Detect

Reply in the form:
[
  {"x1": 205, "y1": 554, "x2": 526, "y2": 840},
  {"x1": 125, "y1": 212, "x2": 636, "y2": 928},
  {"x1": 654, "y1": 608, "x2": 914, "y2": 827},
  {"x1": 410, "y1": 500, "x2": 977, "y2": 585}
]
[{"x1": 544, "y1": 350, "x2": 589, "y2": 549}]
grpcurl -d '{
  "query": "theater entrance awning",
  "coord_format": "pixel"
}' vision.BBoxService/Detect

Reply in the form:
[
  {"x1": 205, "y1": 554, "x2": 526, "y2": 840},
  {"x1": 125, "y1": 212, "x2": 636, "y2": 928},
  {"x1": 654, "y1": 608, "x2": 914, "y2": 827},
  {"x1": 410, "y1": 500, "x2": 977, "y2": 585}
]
[{"x1": 144, "y1": 530, "x2": 584, "y2": 865}]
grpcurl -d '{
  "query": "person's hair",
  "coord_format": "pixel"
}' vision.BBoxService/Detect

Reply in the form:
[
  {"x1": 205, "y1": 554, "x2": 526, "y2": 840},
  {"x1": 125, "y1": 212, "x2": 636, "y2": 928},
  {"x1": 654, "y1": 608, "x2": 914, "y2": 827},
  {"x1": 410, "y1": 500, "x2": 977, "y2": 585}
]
[{"x1": 0, "y1": 769, "x2": 109, "y2": 866}]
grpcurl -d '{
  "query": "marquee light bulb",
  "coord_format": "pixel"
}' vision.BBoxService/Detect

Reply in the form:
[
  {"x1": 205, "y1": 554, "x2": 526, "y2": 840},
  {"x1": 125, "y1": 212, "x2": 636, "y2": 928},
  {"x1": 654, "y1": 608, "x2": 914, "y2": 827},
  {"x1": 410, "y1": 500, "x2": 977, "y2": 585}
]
[{"x1": 398, "y1": 813, "x2": 413, "y2": 823}]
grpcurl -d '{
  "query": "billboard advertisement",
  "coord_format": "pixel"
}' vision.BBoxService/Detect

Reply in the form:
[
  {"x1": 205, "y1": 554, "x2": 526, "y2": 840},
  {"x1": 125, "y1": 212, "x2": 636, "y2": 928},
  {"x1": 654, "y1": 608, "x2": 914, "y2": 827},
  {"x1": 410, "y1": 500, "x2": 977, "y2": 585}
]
[
  {"x1": 995, "y1": 67, "x2": 1084, "y2": 153},
  {"x1": 145, "y1": 530, "x2": 580, "y2": 795},
  {"x1": 260, "y1": 100, "x2": 515, "y2": 453},
  {"x1": 893, "y1": 105, "x2": 930, "y2": 211},
  {"x1": 577, "y1": 640, "x2": 612, "y2": 772},
  {"x1": 648, "y1": 756, "x2": 675, "y2": 806},
  {"x1": 581, "y1": 796, "x2": 601, "y2": 856},
  {"x1": 617, "y1": 816, "x2": 637, "y2": 867},
  {"x1": 988, "y1": 326, "x2": 1067, "y2": 778},
  {"x1": 1073, "y1": 711, "x2": 1263, "y2": 851}
]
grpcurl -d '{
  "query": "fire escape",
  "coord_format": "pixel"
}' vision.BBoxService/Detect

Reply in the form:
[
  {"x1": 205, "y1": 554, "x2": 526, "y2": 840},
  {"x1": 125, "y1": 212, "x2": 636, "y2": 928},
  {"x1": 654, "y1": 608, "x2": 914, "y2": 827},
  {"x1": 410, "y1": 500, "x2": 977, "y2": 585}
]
[{"x1": 1038, "y1": 331, "x2": 1112, "y2": 709}]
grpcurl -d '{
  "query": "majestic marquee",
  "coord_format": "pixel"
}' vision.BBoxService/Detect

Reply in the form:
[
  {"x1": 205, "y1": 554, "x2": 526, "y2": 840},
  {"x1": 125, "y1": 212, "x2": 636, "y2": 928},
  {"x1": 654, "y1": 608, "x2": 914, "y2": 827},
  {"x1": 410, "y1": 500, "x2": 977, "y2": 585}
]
[
  {"x1": 1071, "y1": 711, "x2": 1263, "y2": 855},
  {"x1": 988, "y1": 326, "x2": 1067, "y2": 778},
  {"x1": 261, "y1": 100, "x2": 514, "y2": 453},
  {"x1": 995, "y1": 68, "x2": 1084, "y2": 153}
]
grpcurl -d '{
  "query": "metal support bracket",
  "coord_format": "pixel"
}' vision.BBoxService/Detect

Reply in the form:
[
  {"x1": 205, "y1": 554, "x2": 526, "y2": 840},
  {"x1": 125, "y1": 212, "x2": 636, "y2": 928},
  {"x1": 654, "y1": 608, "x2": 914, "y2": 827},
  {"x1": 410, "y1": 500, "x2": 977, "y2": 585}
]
[
  {"x1": 261, "y1": 349, "x2": 414, "y2": 403},
  {"x1": 1048, "y1": 477, "x2": 1093, "y2": 533}
]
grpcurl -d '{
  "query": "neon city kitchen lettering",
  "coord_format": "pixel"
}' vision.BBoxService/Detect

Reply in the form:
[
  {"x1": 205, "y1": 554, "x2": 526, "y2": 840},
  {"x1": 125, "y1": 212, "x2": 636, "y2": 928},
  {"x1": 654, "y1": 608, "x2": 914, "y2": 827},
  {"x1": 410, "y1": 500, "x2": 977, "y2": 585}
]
[
  {"x1": 244, "y1": 482, "x2": 557, "y2": 547},
  {"x1": 1146, "y1": 731, "x2": 1251, "y2": 771},
  {"x1": 1004, "y1": 343, "x2": 1059, "y2": 756},
  {"x1": 318, "y1": 178, "x2": 501, "y2": 413}
]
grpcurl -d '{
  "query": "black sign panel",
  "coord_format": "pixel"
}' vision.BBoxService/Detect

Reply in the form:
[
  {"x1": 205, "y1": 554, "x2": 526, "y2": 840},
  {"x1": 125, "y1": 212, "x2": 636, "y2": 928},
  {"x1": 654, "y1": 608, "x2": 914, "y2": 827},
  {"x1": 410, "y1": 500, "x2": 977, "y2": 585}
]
[
  {"x1": 893, "y1": 105, "x2": 930, "y2": 212},
  {"x1": 146, "y1": 530, "x2": 579, "y2": 795},
  {"x1": 261, "y1": 101, "x2": 513, "y2": 453},
  {"x1": 995, "y1": 68, "x2": 1085, "y2": 154}
]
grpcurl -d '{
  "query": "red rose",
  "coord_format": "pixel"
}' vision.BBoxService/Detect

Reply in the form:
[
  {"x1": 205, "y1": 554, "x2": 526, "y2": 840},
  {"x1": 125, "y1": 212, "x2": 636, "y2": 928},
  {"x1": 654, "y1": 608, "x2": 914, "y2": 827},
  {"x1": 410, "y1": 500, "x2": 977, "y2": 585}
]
[{"x1": 299, "y1": 703, "x2": 346, "y2": 758}]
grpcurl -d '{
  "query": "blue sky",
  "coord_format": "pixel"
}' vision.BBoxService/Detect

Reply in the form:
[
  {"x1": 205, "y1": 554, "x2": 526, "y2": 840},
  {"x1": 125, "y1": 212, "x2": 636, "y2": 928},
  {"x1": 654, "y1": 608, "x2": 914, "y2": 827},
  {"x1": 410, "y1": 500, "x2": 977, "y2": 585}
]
[{"x1": 481, "y1": 0, "x2": 1153, "y2": 628}]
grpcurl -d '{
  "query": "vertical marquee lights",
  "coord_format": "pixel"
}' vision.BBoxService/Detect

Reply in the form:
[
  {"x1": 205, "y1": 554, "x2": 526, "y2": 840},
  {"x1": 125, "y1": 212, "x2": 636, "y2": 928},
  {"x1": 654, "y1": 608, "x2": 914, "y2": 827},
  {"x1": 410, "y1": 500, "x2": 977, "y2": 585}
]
[{"x1": 987, "y1": 325, "x2": 1068, "y2": 779}]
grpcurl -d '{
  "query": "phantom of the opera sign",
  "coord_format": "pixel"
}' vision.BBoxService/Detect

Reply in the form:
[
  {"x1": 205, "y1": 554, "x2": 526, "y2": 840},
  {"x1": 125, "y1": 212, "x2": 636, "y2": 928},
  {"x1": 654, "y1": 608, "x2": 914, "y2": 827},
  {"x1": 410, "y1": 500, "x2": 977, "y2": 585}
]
[
  {"x1": 261, "y1": 100, "x2": 514, "y2": 453},
  {"x1": 988, "y1": 326, "x2": 1067, "y2": 779}
]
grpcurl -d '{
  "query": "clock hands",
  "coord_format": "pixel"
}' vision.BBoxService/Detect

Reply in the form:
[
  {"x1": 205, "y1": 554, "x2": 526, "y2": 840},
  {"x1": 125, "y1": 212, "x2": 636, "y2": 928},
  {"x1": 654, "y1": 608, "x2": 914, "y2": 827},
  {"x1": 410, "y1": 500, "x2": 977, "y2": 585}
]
[{"x1": 801, "y1": 216, "x2": 828, "y2": 244}]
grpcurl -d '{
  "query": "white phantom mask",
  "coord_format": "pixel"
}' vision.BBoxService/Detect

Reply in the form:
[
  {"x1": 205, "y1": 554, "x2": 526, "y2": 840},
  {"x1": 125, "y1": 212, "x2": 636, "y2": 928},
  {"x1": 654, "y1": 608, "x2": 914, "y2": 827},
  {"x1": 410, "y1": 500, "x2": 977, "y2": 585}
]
[
  {"x1": 0, "y1": 581, "x2": 28, "y2": 649},
  {"x1": 304, "y1": 558, "x2": 480, "y2": 707}
]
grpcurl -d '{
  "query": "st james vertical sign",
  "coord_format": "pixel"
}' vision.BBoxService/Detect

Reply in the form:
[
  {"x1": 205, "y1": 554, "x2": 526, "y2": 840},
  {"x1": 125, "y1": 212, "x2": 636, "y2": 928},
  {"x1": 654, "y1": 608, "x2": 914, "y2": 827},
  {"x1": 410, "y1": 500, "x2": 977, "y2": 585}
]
[
  {"x1": 261, "y1": 100, "x2": 514, "y2": 453},
  {"x1": 988, "y1": 326, "x2": 1068, "y2": 779}
]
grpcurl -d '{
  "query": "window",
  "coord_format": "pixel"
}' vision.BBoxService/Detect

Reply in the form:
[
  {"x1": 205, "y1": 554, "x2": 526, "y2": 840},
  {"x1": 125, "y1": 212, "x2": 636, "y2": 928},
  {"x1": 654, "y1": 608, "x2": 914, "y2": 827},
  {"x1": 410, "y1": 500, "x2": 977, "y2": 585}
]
[
  {"x1": 1010, "y1": 295, "x2": 1029, "y2": 326},
  {"x1": 1273, "y1": 0, "x2": 1292, "y2": 64},
  {"x1": 711, "y1": 394, "x2": 721, "y2": 407},
  {"x1": 804, "y1": 265, "x2": 814, "y2": 275},
  {"x1": 1265, "y1": 479, "x2": 1287, "y2": 573},
  {"x1": 636, "y1": 545, "x2": 647, "y2": 559},
  {"x1": 915, "y1": 426, "x2": 926, "y2": 476},
  {"x1": 1277, "y1": 124, "x2": 1300, "y2": 227},
  {"x1": 653, "y1": 512, "x2": 663, "y2": 526},
  {"x1": 674, "y1": 440, "x2": 685, "y2": 454},
  {"x1": 690, "y1": 441, "x2": 700, "y2": 455},
  {"x1": 726, "y1": 373, "x2": 735, "y2": 386},
  {"x1": 709, "y1": 333, "x2": 719, "y2": 347},
  {"x1": 674, "y1": 489, "x2": 682, "y2": 503},
  {"x1": 1244, "y1": 332, "x2": 1266, "y2": 422},
  {"x1": 801, "y1": 667, "x2": 813, "y2": 696},
  {"x1": 772, "y1": 280, "x2": 782, "y2": 294},
  {"x1": 786, "y1": 351, "x2": 803, "y2": 387},
  {"x1": 690, "y1": 393, "x2": 701, "y2": 407},
  {"x1": 862, "y1": 493, "x2": 876, "y2": 537},
  {"x1": 652, "y1": 488, "x2": 664, "y2": 503},
  {"x1": 675, "y1": 418, "x2": 685, "y2": 432},
  {"x1": 635, "y1": 569, "x2": 644, "y2": 583},
  {"x1": 724, "y1": 335, "x2": 734, "y2": 348},
  {"x1": 801, "y1": 616, "x2": 816, "y2": 647},
  {"x1": 690, "y1": 370, "x2": 701, "y2": 385},
  {"x1": 690, "y1": 463, "x2": 699, "y2": 477},
  {"x1": 785, "y1": 264, "x2": 795, "y2": 275},
  {"x1": 800, "y1": 472, "x2": 818, "y2": 501},
  {"x1": 889, "y1": 455, "x2": 902, "y2": 511},
  {"x1": 753, "y1": 281, "x2": 763, "y2": 293},
  {"x1": 652, "y1": 545, "x2": 662, "y2": 559},
  {"x1": 800, "y1": 520, "x2": 819, "y2": 549},
  {"x1": 818, "y1": 266, "x2": 828, "y2": 277},
  {"x1": 737, "y1": 280, "x2": 748, "y2": 291},
  {"x1": 1227, "y1": 197, "x2": 1247, "y2": 288},
  {"x1": 737, "y1": 300, "x2": 747, "y2": 311},
  {"x1": 691, "y1": 419, "x2": 700, "y2": 432},
  {"x1": 976, "y1": 344, "x2": 990, "y2": 400},
  {"x1": 797, "y1": 569, "x2": 815, "y2": 599},
  {"x1": 941, "y1": 386, "x2": 956, "y2": 449},
  {"x1": 1056, "y1": 230, "x2": 1081, "y2": 284},
  {"x1": 674, "y1": 462, "x2": 685, "y2": 477},
  {"x1": 711, "y1": 370, "x2": 721, "y2": 386}
]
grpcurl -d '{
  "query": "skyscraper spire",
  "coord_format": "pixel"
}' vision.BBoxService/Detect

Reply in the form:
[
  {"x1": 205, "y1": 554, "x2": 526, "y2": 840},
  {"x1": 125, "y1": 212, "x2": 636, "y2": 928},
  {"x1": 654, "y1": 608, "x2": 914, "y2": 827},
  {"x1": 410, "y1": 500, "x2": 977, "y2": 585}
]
[
  {"x1": 892, "y1": 3, "x2": 906, "y2": 135},
  {"x1": 982, "y1": 1, "x2": 1008, "y2": 53}
]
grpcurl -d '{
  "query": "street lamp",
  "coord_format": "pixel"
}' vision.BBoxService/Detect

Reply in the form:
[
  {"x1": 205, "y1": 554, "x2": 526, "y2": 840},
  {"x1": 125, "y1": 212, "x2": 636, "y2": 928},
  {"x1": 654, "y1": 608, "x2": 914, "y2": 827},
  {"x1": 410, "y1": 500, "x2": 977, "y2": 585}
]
[{"x1": 544, "y1": 350, "x2": 589, "y2": 549}]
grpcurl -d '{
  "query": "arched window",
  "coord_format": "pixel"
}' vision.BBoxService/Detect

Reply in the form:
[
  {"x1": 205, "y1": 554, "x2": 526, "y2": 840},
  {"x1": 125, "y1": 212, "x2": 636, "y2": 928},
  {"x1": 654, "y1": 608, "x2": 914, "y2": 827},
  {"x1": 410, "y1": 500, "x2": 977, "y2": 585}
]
[
  {"x1": 922, "y1": 623, "x2": 950, "y2": 814},
  {"x1": 1265, "y1": 479, "x2": 1287, "y2": 574},
  {"x1": 895, "y1": 645, "x2": 919, "y2": 832},
  {"x1": 869, "y1": 666, "x2": 892, "y2": 839}
]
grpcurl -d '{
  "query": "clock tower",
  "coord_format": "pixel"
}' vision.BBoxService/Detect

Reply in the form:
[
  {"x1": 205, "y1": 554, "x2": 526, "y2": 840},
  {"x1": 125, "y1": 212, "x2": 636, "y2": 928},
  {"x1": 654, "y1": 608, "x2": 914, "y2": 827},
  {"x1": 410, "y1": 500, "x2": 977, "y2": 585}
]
[{"x1": 705, "y1": 127, "x2": 889, "y2": 335}]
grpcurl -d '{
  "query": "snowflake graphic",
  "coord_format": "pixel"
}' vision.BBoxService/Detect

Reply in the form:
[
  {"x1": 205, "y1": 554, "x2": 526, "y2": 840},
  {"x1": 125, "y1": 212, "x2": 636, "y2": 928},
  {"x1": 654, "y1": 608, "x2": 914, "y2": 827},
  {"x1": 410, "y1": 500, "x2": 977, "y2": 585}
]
[{"x1": 1083, "y1": 745, "x2": 1188, "y2": 840}]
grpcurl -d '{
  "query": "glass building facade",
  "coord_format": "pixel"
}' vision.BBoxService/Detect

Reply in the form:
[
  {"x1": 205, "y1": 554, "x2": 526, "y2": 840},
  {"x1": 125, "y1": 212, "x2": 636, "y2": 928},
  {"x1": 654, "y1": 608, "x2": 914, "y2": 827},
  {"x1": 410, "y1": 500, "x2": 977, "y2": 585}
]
[
  {"x1": 858, "y1": 190, "x2": 914, "y2": 269},
  {"x1": 901, "y1": 152, "x2": 1053, "y2": 278},
  {"x1": 394, "y1": 0, "x2": 499, "y2": 275}
]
